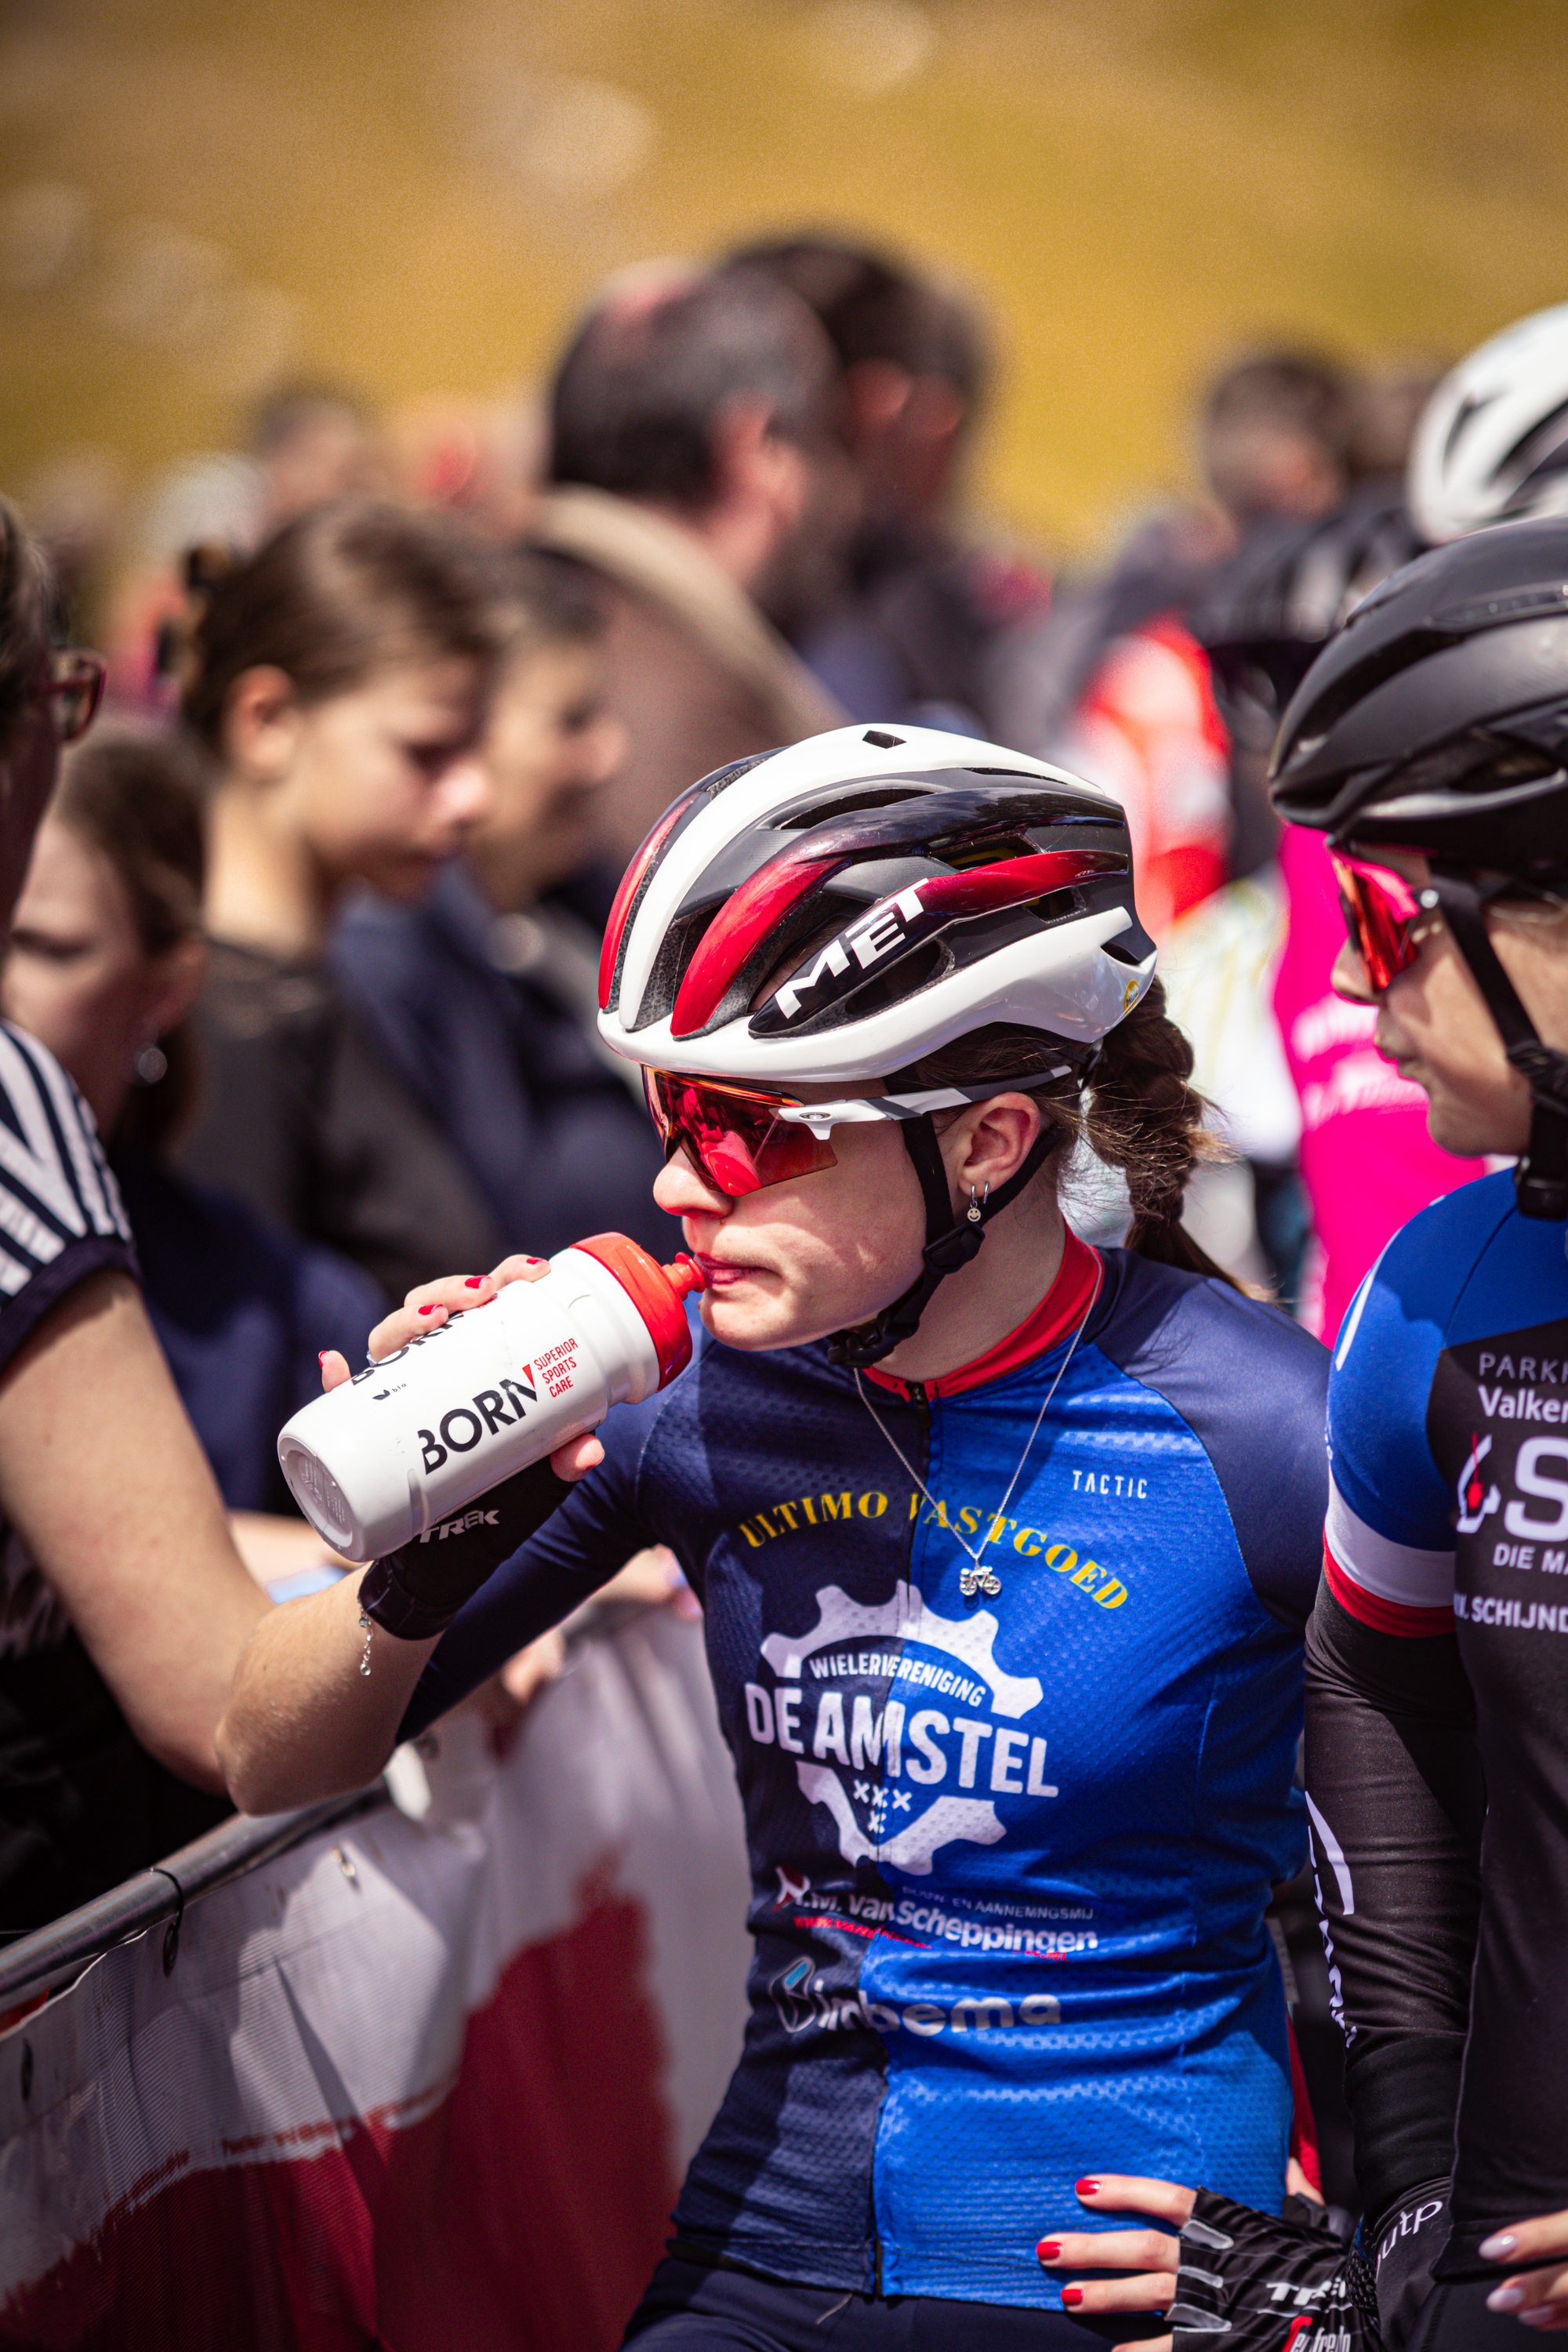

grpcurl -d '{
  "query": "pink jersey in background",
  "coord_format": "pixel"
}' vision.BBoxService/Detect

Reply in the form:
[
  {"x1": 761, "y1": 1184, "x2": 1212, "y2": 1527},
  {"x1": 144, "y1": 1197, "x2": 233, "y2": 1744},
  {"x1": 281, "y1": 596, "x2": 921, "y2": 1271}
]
[{"x1": 1273, "y1": 826, "x2": 1485, "y2": 1343}]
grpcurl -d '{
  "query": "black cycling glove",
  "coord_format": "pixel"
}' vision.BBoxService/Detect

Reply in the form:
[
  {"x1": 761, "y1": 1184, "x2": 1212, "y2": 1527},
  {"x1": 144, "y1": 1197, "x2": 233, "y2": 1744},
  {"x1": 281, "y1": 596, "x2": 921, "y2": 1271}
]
[
  {"x1": 1365, "y1": 2182, "x2": 1451, "y2": 2350},
  {"x1": 356, "y1": 1457, "x2": 570, "y2": 1640},
  {"x1": 1170, "y1": 2188, "x2": 1363, "y2": 2348},
  {"x1": 1168, "y1": 2183, "x2": 1453, "y2": 2350}
]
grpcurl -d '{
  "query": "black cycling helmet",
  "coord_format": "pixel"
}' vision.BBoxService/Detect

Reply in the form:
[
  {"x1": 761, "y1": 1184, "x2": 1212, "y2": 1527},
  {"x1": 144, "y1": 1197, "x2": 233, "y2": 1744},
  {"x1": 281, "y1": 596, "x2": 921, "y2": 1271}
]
[
  {"x1": 1269, "y1": 516, "x2": 1568, "y2": 1220},
  {"x1": 1197, "y1": 485, "x2": 1422, "y2": 727},
  {"x1": 1270, "y1": 518, "x2": 1568, "y2": 869}
]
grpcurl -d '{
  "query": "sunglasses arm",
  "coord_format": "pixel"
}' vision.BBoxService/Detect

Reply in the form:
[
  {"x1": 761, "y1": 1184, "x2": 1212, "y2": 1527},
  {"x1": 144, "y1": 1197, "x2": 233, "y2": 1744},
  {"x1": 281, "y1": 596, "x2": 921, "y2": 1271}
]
[{"x1": 775, "y1": 1076, "x2": 1074, "y2": 1142}]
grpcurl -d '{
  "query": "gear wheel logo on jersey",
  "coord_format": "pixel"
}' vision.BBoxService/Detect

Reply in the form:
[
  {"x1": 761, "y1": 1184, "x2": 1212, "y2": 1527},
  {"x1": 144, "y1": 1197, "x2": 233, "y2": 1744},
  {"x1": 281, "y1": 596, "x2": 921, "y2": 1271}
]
[{"x1": 742, "y1": 1579, "x2": 1055, "y2": 1875}]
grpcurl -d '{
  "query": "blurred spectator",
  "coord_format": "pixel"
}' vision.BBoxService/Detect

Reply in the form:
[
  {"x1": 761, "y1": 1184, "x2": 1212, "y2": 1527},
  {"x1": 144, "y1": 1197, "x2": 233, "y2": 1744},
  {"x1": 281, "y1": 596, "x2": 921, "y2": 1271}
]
[
  {"x1": 16, "y1": 448, "x2": 126, "y2": 645},
  {"x1": 335, "y1": 548, "x2": 670, "y2": 1258},
  {"x1": 1001, "y1": 347, "x2": 1363, "y2": 914},
  {"x1": 1051, "y1": 592, "x2": 1232, "y2": 938},
  {"x1": 1193, "y1": 457, "x2": 1485, "y2": 1338},
  {"x1": 532, "y1": 263, "x2": 847, "y2": 866},
  {"x1": 1194, "y1": 347, "x2": 1364, "y2": 876},
  {"x1": 993, "y1": 498, "x2": 1233, "y2": 937},
  {"x1": 1199, "y1": 349, "x2": 1356, "y2": 534},
  {"x1": 1273, "y1": 821, "x2": 1485, "y2": 1341},
  {"x1": 1345, "y1": 361, "x2": 1451, "y2": 486},
  {"x1": 0, "y1": 497, "x2": 267, "y2": 1930},
  {"x1": 175, "y1": 499, "x2": 506, "y2": 1298},
  {"x1": 388, "y1": 391, "x2": 545, "y2": 544},
  {"x1": 2, "y1": 722, "x2": 386, "y2": 1513},
  {"x1": 105, "y1": 378, "x2": 384, "y2": 711},
  {"x1": 729, "y1": 232, "x2": 1046, "y2": 736},
  {"x1": 247, "y1": 380, "x2": 383, "y2": 527}
]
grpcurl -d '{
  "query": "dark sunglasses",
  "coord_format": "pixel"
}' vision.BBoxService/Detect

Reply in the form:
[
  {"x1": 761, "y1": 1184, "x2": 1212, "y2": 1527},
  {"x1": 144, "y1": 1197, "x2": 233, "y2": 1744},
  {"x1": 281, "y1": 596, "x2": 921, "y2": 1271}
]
[
  {"x1": 643, "y1": 1069, "x2": 838, "y2": 1198},
  {"x1": 1328, "y1": 848, "x2": 1441, "y2": 993},
  {"x1": 42, "y1": 651, "x2": 107, "y2": 745}
]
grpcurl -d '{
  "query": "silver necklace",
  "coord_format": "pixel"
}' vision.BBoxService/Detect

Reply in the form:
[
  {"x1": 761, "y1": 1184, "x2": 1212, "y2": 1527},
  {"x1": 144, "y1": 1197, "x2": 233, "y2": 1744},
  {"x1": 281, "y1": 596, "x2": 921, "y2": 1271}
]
[{"x1": 854, "y1": 1256, "x2": 1103, "y2": 1604}]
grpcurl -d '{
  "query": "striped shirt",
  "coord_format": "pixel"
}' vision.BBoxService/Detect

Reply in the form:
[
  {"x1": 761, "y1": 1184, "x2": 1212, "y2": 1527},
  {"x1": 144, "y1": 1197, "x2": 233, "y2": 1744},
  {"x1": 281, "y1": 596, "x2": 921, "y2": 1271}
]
[{"x1": 0, "y1": 1025, "x2": 136, "y2": 1657}]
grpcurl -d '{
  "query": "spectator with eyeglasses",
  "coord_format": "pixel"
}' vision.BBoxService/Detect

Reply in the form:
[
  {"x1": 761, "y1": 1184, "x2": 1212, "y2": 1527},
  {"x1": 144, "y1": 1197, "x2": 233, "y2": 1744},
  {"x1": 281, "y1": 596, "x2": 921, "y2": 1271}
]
[{"x1": 0, "y1": 495, "x2": 267, "y2": 1935}]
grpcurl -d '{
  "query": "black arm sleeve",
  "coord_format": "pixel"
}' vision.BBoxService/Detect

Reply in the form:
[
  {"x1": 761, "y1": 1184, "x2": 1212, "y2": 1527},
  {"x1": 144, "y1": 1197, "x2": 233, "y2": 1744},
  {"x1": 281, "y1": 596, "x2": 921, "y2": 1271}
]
[
  {"x1": 1303, "y1": 1578, "x2": 1486, "y2": 2222},
  {"x1": 397, "y1": 1402, "x2": 659, "y2": 1741},
  {"x1": 358, "y1": 1457, "x2": 570, "y2": 1639}
]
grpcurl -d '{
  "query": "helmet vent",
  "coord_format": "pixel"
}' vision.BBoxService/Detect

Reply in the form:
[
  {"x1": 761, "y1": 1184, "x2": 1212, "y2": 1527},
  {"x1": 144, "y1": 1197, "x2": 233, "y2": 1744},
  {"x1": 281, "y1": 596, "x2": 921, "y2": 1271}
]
[
  {"x1": 1494, "y1": 391, "x2": 1568, "y2": 485},
  {"x1": 774, "y1": 785, "x2": 927, "y2": 828},
  {"x1": 863, "y1": 728, "x2": 904, "y2": 748}
]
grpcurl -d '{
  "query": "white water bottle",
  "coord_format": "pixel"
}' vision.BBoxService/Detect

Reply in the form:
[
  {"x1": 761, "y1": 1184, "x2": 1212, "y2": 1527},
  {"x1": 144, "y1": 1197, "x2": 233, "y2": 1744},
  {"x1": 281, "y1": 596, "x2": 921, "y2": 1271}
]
[{"x1": 277, "y1": 1234, "x2": 705, "y2": 1562}]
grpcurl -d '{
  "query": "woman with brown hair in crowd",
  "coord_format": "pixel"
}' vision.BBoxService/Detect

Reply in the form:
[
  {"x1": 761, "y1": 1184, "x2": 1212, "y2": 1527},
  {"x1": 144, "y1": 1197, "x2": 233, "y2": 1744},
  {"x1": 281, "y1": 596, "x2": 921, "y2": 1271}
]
[
  {"x1": 176, "y1": 500, "x2": 506, "y2": 1299},
  {"x1": 2, "y1": 720, "x2": 383, "y2": 1525}
]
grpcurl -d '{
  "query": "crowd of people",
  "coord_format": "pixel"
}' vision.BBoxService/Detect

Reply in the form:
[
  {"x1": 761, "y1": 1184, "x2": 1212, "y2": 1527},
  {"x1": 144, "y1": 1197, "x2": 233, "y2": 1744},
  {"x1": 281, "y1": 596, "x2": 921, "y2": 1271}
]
[{"x1": 5, "y1": 231, "x2": 1568, "y2": 2347}]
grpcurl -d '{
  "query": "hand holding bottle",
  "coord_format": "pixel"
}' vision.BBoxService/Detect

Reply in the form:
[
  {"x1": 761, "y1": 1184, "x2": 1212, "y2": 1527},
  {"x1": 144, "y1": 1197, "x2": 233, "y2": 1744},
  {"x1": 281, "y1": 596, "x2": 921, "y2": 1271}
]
[
  {"x1": 289, "y1": 1236, "x2": 703, "y2": 1643},
  {"x1": 318, "y1": 1254, "x2": 604, "y2": 1485}
]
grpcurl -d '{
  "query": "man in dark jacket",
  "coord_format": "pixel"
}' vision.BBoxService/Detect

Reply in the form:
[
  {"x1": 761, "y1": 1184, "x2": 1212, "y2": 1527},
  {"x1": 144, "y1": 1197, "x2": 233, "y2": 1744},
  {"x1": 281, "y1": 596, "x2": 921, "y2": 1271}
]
[{"x1": 531, "y1": 264, "x2": 849, "y2": 867}]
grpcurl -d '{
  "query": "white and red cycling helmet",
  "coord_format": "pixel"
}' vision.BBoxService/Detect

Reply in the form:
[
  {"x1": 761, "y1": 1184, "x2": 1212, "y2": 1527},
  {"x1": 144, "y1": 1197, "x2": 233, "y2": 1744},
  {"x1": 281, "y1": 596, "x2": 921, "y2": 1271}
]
[
  {"x1": 597, "y1": 721, "x2": 1153, "y2": 1084},
  {"x1": 596, "y1": 722, "x2": 1156, "y2": 1363}
]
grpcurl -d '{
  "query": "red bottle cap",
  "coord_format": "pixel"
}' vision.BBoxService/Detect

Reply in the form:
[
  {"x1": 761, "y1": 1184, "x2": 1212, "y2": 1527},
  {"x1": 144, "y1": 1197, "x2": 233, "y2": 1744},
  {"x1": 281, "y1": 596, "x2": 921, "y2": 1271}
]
[{"x1": 571, "y1": 1234, "x2": 706, "y2": 1388}]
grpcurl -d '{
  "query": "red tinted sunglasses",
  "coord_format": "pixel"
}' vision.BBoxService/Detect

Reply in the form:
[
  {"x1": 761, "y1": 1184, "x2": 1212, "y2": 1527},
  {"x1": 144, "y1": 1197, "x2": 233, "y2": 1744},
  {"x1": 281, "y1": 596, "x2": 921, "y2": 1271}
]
[
  {"x1": 1329, "y1": 848, "x2": 1441, "y2": 993},
  {"x1": 644, "y1": 1070, "x2": 838, "y2": 1197}
]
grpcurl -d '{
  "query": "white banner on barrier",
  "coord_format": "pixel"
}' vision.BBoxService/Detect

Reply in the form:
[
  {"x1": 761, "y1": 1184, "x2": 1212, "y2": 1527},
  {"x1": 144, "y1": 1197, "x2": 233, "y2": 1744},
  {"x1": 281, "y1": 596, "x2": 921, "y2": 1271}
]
[{"x1": 0, "y1": 1608, "x2": 750, "y2": 2352}]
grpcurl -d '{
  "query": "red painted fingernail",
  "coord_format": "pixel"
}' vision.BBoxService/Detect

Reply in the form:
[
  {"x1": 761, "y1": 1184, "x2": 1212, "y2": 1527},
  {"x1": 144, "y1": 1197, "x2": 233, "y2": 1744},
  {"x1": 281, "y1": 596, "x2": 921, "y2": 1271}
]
[
  {"x1": 1036, "y1": 2240, "x2": 1061, "y2": 2261},
  {"x1": 1076, "y1": 2179, "x2": 1100, "y2": 2197},
  {"x1": 465, "y1": 1276, "x2": 485, "y2": 1288},
  {"x1": 1061, "y1": 2287, "x2": 1083, "y2": 2307},
  {"x1": 419, "y1": 1303, "x2": 437, "y2": 1316},
  {"x1": 524, "y1": 1257, "x2": 544, "y2": 1266},
  {"x1": 318, "y1": 1351, "x2": 327, "y2": 1363}
]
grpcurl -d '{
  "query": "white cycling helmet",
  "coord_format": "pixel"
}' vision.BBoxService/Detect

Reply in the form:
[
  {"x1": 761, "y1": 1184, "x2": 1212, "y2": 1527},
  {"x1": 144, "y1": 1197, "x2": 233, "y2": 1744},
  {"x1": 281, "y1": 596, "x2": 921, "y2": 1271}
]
[
  {"x1": 1409, "y1": 302, "x2": 1568, "y2": 544},
  {"x1": 596, "y1": 722, "x2": 1156, "y2": 1365},
  {"x1": 597, "y1": 720, "x2": 1154, "y2": 1087}
]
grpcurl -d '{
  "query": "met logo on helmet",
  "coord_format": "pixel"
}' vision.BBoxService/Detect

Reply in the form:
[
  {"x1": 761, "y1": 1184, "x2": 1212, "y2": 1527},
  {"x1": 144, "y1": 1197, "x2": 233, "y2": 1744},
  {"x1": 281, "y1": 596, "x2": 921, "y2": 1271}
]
[{"x1": 771, "y1": 887, "x2": 928, "y2": 1022}]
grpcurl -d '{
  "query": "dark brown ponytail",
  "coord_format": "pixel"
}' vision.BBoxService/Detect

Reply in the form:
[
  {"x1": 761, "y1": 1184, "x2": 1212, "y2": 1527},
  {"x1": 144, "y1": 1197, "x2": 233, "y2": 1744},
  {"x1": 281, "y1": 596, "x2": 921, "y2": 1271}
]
[
  {"x1": 1077, "y1": 980, "x2": 1238, "y2": 1287},
  {"x1": 911, "y1": 979, "x2": 1243, "y2": 1293}
]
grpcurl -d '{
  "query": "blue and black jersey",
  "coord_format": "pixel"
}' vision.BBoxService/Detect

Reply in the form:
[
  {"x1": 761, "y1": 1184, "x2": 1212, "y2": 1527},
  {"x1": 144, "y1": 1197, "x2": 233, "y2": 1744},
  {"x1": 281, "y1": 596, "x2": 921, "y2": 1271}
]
[
  {"x1": 407, "y1": 1239, "x2": 1329, "y2": 2310},
  {"x1": 1308, "y1": 1171, "x2": 1568, "y2": 2266}
]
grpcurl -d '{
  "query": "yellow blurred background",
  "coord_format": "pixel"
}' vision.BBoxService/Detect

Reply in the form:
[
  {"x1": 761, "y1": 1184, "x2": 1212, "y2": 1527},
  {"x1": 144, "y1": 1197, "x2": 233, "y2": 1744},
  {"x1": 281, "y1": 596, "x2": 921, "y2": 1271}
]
[{"x1": 4, "y1": 0, "x2": 1566, "y2": 561}]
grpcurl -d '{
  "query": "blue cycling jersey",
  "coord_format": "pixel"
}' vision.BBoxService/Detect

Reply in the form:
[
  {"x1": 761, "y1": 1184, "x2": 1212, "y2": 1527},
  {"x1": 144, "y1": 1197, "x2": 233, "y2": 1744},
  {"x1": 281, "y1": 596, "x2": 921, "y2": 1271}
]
[
  {"x1": 1317, "y1": 1170, "x2": 1568, "y2": 2261},
  {"x1": 406, "y1": 1242, "x2": 1328, "y2": 2310}
]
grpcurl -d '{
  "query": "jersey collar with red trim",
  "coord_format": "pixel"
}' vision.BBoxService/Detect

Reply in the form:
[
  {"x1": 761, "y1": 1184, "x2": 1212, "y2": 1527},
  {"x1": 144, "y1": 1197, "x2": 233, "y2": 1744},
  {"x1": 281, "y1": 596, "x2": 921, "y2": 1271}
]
[{"x1": 862, "y1": 1227, "x2": 1102, "y2": 1401}]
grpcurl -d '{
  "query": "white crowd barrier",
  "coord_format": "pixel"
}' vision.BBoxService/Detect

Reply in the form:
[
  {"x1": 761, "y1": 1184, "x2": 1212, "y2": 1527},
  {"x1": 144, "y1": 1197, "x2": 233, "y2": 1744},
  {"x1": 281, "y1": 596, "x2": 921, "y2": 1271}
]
[{"x1": 0, "y1": 1606, "x2": 751, "y2": 2351}]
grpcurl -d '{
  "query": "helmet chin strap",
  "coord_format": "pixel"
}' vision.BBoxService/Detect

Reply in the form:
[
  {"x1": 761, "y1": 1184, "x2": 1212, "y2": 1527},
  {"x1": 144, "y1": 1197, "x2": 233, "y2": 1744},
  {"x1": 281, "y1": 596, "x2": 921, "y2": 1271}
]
[
  {"x1": 827, "y1": 1114, "x2": 1064, "y2": 1370},
  {"x1": 1429, "y1": 869, "x2": 1568, "y2": 1221}
]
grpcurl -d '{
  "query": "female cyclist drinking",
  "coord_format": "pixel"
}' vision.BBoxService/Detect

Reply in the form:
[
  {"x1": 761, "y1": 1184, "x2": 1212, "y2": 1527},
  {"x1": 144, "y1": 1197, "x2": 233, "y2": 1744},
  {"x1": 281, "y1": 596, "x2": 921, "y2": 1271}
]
[{"x1": 219, "y1": 722, "x2": 1330, "y2": 2346}]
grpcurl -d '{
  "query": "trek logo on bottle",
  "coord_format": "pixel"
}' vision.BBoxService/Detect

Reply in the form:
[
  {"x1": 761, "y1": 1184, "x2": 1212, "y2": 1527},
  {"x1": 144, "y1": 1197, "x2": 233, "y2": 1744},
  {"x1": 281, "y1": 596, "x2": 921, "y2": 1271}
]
[{"x1": 417, "y1": 1505, "x2": 503, "y2": 1544}]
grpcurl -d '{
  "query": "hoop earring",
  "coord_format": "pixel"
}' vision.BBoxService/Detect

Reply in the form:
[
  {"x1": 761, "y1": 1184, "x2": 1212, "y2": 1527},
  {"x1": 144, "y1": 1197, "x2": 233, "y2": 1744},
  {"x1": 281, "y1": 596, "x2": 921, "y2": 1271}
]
[{"x1": 967, "y1": 1181, "x2": 989, "y2": 1226}]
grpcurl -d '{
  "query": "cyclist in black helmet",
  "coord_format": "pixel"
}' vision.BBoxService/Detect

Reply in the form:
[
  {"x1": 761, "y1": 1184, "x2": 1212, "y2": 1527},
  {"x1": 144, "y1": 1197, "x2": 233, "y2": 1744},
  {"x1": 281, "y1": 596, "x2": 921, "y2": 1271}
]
[
  {"x1": 1051, "y1": 519, "x2": 1568, "y2": 2347},
  {"x1": 1272, "y1": 517, "x2": 1568, "y2": 2352}
]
